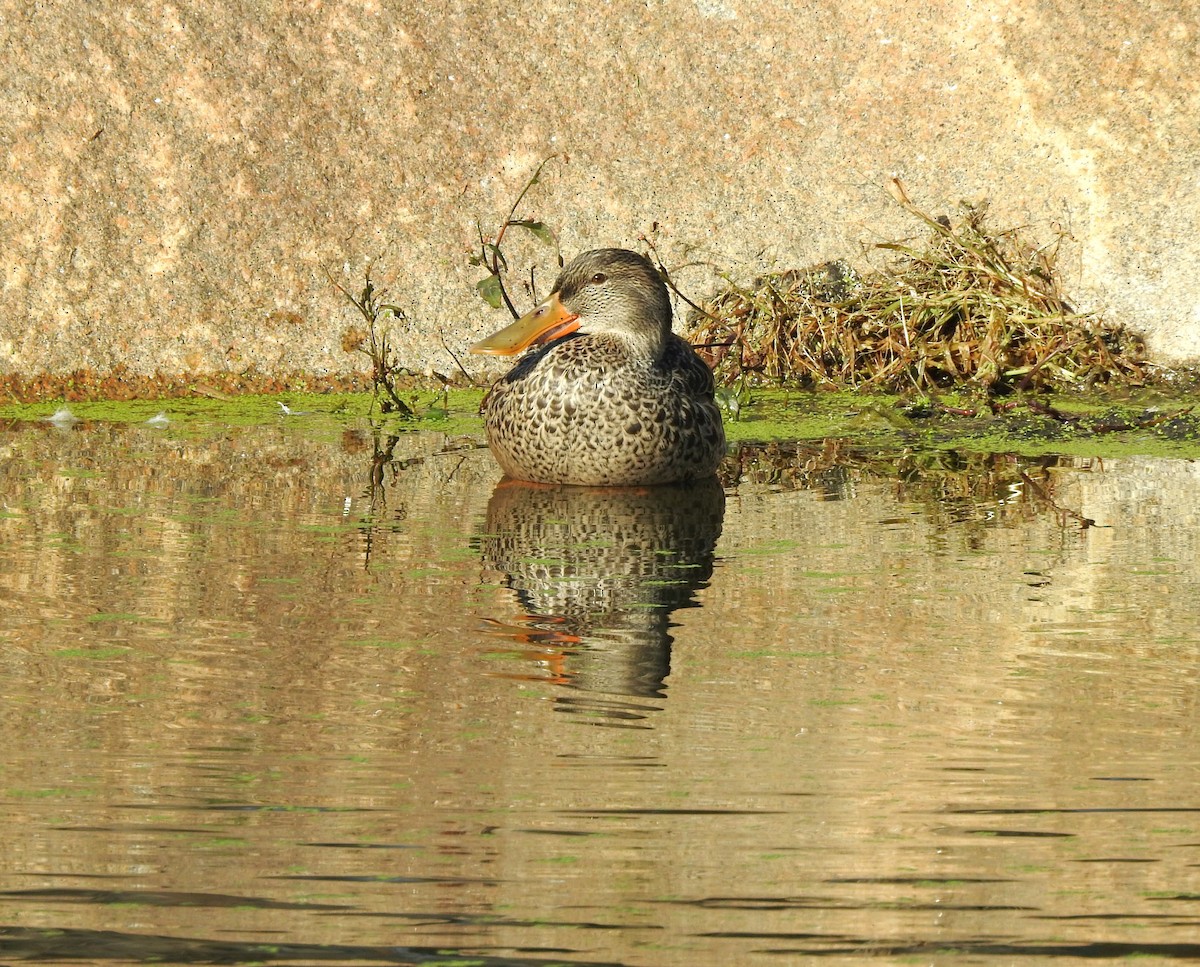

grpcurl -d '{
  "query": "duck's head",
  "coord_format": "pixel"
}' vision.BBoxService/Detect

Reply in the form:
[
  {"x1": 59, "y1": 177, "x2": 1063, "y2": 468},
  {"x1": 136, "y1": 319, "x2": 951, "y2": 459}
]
[{"x1": 470, "y1": 248, "x2": 672, "y2": 360}]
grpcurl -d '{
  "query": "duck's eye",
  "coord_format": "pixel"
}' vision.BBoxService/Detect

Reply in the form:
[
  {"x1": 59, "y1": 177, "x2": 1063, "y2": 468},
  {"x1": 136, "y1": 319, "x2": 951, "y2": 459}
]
[{"x1": 590, "y1": 272, "x2": 607, "y2": 284}]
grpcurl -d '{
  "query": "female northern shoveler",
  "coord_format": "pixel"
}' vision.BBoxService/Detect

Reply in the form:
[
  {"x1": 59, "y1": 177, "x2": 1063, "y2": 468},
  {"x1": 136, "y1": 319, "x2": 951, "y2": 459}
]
[{"x1": 470, "y1": 248, "x2": 726, "y2": 486}]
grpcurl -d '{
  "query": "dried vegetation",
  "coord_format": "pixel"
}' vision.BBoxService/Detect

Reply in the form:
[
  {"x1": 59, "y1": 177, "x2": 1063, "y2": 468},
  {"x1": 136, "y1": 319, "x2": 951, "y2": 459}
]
[
  {"x1": 688, "y1": 180, "x2": 1149, "y2": 395},
  {"x1": 0, "y1": 366, "x2": 371, "y2": 404}
]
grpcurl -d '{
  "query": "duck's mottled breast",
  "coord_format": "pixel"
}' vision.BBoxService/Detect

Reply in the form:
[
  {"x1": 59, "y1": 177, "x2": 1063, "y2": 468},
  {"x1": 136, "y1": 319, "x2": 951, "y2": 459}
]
[{"x1": 481, "y1": 332, "x2": 725, "y2": 487}]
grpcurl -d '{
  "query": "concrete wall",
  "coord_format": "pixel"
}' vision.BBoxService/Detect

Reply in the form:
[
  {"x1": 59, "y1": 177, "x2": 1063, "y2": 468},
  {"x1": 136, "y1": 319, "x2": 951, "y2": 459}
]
[{"x1": 3, "y1": 0, "x2": 1197, "y2": 385}]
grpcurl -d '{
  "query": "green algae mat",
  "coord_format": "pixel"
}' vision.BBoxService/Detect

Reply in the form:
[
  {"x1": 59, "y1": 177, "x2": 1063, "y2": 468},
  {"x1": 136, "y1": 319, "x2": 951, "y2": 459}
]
[{"x1": 3, "y1": 387, "x2": 1199, "y2": 461}]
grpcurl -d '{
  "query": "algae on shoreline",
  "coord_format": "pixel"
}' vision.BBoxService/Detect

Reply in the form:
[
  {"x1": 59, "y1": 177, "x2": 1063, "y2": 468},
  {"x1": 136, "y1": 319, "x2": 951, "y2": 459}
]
[{"x1": 5, "y1": 388, "x2": 1200, "y2": 463}]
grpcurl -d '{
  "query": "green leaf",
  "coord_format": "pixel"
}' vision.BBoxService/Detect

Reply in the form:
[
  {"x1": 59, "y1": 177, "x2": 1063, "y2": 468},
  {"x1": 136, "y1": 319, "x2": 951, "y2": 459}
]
[
  {"x1": 508, "y1": 219, "x2": 556, "y2": 246},
  {"x1": 479, "y1": 242, "x2": 508, "y2": 272},
  {"x1": 476, "y1": 274, "x2": 504, "y2": 308}
]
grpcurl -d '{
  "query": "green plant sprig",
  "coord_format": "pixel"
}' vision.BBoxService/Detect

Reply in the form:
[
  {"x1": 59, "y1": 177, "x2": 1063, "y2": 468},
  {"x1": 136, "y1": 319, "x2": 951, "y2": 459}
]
[
  {"x1": 470, "y1": 155, "x2": 561, "y2": 317},
  {"x1": 329, "y1": 264, "x2": 415, "y2": 417}
]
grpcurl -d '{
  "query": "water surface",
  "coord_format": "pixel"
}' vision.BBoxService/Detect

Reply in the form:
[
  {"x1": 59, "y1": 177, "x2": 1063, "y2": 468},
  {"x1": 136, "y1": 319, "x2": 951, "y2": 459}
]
[{"x1": 1, "y1": 412, "x2": 1199, "y2": 965}]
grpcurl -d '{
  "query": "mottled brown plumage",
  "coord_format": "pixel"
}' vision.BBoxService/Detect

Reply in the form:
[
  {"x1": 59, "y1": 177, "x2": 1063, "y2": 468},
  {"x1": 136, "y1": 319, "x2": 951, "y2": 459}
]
[{"x1": 470, "y1": 249, "x2": 726, "y2": 486}]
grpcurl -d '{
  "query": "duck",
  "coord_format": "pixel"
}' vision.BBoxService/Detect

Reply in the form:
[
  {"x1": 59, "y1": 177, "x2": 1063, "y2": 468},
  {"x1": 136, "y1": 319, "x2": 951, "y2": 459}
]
[{"x1": 469, "y1": 248, "x2": 726, "y2": 486}]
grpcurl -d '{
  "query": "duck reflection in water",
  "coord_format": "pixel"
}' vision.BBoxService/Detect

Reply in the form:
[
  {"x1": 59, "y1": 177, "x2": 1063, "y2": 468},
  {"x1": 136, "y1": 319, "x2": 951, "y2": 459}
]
[{"x1": 476, "y1": 476, "x2": 724, "y2": 724}]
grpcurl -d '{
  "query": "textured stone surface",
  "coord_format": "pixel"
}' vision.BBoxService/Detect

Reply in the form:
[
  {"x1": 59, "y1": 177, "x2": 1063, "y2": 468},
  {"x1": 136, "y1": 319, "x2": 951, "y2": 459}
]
[{"x1": 2, "y1": 0, "x2": 1198, "y2": 387}]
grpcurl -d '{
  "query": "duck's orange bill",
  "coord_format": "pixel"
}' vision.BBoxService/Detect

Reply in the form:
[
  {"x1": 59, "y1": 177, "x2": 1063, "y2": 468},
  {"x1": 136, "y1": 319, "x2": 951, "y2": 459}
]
[{"x1": 469, "y1": 292, "x2": 581, "y2": 356}]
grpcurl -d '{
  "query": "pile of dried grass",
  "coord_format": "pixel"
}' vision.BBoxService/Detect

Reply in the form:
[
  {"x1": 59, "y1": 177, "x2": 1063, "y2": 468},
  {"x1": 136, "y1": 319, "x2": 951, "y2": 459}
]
[{"x1": 687, "y1": 181, "x2": 1147, "y2": 393}]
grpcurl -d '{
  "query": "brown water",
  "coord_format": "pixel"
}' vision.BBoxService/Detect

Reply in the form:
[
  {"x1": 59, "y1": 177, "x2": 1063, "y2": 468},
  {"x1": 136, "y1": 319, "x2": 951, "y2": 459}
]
[{"x1": 1, "y1": 412, "x2": 1199, "y2": 966}]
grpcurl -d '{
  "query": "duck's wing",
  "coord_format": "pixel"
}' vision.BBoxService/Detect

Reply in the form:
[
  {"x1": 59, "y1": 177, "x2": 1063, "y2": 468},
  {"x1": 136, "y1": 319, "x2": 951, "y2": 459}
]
[{"x1": 660, "y1": 334, "x2": 717, "y2": 399}]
